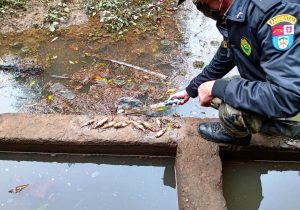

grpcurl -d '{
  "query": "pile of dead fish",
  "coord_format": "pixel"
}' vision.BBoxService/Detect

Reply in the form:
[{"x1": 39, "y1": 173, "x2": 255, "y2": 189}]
[{"x1": 81, "y1": 117, "x2": 181, "y2": 138}]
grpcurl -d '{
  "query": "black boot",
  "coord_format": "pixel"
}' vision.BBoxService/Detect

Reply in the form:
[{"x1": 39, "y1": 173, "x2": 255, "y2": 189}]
[{"x1": 198, "y1": 122, "x2": 251, "y2": 145}]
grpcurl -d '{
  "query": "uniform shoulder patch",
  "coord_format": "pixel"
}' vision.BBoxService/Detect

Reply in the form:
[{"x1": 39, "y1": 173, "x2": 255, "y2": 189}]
[
  {"x1": 267, "y1": 14, "x2": 297, "y2": 51},
  {"x1": 240, "y1": 37, "x2": 252, "y2": 56}
]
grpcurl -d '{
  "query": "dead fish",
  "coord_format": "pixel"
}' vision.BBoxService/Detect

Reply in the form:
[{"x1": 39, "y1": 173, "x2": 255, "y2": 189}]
[
  {"x1": 156, "y1": 128, "x2": 167, "y2": 138},
  {"x1": 8, "y1": 184, "x2": 29, "y2": 193},
  {"x1": 168, "y1": 122, "x2": 181, "y2": 129},
  {"x1": 93, "y1": 117, "x2": 109, "y2": 129},
  {"x1": 114, "y1": 121, "x2": 129, "y2": 128},
  {"x1": 132, "y1": 121, "x2": 146, "y2": 132},
  {"x1": 101, "y1": 121, "x2": 116, "y2": 129},
  {"x1": 141, "y1": 121, "x2": 155, "y2": 131},
  {"x1": 81, "y1": 120, "x2": 95, "y2": 128},
  {"x1": 173, "y1": 122, "x2": 181, "y2": 128},
  {"x1": 156, "y1": 118, "x2": 162, "y2": 128}
]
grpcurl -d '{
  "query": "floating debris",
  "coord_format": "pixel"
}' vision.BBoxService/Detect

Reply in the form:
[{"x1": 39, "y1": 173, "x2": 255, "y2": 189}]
[
  {"x1": 93, "y1": 117, "x2": 109, "y2": 129},
  {"x1": 8, "y1": 184, "x2": 29, "y2": 193},
  {"x1": 81, "y1": 120, "x2": 95, "y2": 128},
  {"x1": 165, "y1": 88, "x2": 177, "y2": 95},
  {"x1": 156, "y1": 128, "x2": 167, "y2": 138}
]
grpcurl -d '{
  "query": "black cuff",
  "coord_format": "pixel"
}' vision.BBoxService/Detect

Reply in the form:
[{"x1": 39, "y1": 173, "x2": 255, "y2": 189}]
[
  {"x1": 212, "y1": 79, "x2": 230, "y2": 100},
  {"x1": 186, "y1": 84, "x2": 198, "y2": 98}
]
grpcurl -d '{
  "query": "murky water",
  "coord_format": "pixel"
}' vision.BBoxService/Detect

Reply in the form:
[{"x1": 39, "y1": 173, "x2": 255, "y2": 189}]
[
  {"x1": 0, "y1": 152, "x2": 178, "y2": 210},
  {"x1": 223, "y1": 160, "x2": 300, "y2": 210},
  {"x1": 0, "y1": 2, "x2": 234, "y2": 117}
]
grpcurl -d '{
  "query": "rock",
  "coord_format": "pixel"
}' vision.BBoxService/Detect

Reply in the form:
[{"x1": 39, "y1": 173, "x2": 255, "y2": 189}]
[
  {"x1": 115, "y1": 97, "x2": 144, "y2": 110},
  {"x1": 160, "y1": 39, "x2": 171, "y2": 46},
  {"x1": 49, "y1": 83, "x2": 76, "y2": 100},
  {"x1": 0, "y1": 54, "x2": 43, "y2": 75}
]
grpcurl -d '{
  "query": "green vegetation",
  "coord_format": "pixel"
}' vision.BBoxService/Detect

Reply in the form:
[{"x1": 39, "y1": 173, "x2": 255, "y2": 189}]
[
  {"x1": 44, "y1": 2, "x2": 70, "y2": 32},
  {"x1": 0, "y1": 0, "x2": 27, "y2": 14},
  {"x1": 86, "y1": 0, "x2": 162, "y2": 33}
]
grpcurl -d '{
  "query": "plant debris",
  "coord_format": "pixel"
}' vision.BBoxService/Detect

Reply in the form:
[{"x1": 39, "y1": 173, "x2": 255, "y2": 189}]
[{"x1": 8, "y1": 184, "x2": 29, "y2": 193}]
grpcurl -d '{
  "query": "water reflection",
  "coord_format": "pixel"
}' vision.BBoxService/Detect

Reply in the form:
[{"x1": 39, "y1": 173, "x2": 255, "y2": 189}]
[
  {"x1": 0, "y1": 71, "x2": 41, "y2": 113},
  {"x1": 223, "y1": 161, "x2": 300, "y2": 210},
  {"x1": 0, "y1": 153, "x2": 178, "y2": 210}
]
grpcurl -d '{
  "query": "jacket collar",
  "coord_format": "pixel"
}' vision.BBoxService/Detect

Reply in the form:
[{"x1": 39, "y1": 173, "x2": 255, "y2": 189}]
[{"x1": 224, "y1": 0, "x2": 250, "y2": 22}]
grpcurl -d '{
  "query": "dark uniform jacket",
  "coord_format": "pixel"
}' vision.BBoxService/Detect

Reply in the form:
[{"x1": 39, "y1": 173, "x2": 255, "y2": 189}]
[{"x1": 186, "y1": 0, "x2": 300, "y2": 118}]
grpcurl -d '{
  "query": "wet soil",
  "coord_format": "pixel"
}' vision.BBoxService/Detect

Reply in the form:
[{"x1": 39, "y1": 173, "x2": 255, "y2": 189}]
[
  {"x1": 0, "y1": 0, "x2": 87, "y2": 34},
  {"x1": 0, "y1": 0, "x2": 186, "y2": 116}
]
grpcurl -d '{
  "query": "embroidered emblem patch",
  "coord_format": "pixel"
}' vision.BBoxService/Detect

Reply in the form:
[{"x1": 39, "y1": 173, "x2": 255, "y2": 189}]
[
  {"x1": 240, "y1": 37, "x2": 251, "y2": 56},
  {"x1": 267, "y1": 14, "x2": 297, "y2": 51}
]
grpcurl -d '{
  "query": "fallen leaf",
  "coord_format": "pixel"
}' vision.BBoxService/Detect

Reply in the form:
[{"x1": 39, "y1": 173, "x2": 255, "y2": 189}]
[
  {"x1": 29, "y1": 80, "x2": 36, "y2": 88},
  {"x1": 94, "y1": 75, "x2": 102, "y2": 81},
  {"x1": 166, "y1": 88, "x2": 177, "y2": 95},
  {"x1": 47, "y1": 95, "x2": 53, "y2": 100},
  {"x1": 156, "y1": 107, "x2": 167, "y2": 112}
]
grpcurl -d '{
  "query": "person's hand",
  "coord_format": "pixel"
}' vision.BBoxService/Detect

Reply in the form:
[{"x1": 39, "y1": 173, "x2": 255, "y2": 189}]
[
  {"x1": 198, "y1": 81, "x2": 215, "y2": 107},
  {"x1": 169, "y1": 90, "x2": 190, "y2": 105}
]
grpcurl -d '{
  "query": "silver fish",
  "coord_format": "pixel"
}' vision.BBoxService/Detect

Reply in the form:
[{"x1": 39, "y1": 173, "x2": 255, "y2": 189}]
[
  {"x1": 102, "y1": 121, "x2": 116, "y2": 129},
  {"x1": 81, "y1": 120, "x2": 95, "y2": 128},
  {"x1": 93, "y1": 117, "x2": 109, "y2": 129},
  {"x1": 132, "y1": 121, "x2": 146, "y2": 132},
  {"x1": 155, "y1": 128, "x2": 167, "y2": 138},
  {"x1": 114, "y1": 121, "x2": 129, "y2": 128}
]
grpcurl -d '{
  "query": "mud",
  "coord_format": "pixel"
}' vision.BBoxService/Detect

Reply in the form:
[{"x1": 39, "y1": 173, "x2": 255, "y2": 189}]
[{"x1": 0, "y1": 0, "x2": 88, "y2": 34}]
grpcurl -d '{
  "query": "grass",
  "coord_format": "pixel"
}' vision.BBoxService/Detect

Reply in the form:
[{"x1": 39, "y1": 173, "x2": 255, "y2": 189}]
[
  {"x1": 86, "y1": 0, "x2": 167, "y2": 33},
  {"x1": 0, "y1": 0, "x2": 27, "y2": 14}
]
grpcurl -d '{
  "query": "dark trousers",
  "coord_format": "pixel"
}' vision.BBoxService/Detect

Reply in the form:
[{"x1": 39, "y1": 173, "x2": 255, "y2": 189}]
[{"x1": 211, "y1": 98, "x2": 300, "y2": 139}]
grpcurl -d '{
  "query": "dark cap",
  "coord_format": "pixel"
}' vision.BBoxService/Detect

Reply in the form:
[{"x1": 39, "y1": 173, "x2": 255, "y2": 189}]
[{"x1": 177, "y1": 0, "x2": 186, "y2": 6}]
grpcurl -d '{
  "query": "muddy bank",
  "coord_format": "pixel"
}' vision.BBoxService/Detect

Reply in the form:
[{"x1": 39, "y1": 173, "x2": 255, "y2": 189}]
[{"x1": 0, "y1": 0, "x2": 87, "y2": 34}]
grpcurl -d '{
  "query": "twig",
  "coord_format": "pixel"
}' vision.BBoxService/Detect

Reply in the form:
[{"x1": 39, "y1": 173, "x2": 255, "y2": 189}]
[{"x1": 107, "y1": 59, "x2": 167, "y2": 80}]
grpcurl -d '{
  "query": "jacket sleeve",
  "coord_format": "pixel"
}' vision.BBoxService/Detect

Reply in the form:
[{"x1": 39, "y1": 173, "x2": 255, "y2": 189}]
[
  {"x1": 185, "y1": 40, "x2": 235, "y2": 98},
  {"x1": 212, "y1": 3, "x2": 300, "y2": 118}
]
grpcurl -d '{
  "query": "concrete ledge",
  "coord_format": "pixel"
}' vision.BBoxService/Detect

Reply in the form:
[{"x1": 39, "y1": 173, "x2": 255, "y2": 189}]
[{"x1": 1, "y1": 114, "x2": 300, "y2": 210}]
